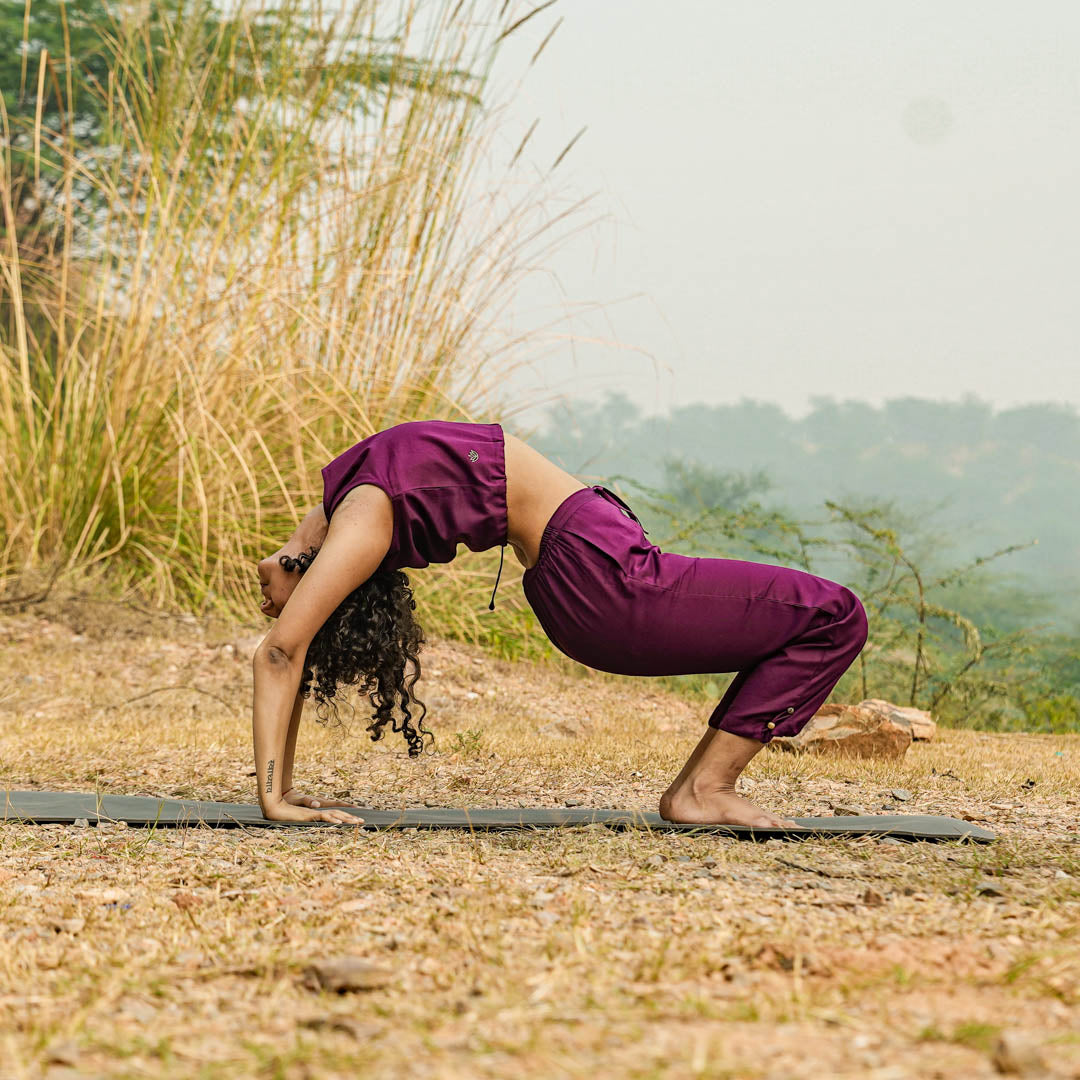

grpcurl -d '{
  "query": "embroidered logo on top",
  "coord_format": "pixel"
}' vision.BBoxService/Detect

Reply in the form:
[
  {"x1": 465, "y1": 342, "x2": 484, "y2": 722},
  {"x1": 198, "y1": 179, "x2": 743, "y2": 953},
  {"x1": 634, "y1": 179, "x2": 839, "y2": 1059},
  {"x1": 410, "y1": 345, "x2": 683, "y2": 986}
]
[{"x1": 468, "y1": 449, "x2": 478, "y2": 462}]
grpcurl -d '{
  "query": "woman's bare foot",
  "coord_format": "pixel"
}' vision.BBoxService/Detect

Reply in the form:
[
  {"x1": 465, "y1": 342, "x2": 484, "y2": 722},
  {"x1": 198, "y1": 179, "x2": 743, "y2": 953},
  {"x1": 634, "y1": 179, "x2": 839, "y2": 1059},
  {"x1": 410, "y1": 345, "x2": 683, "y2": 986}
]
[
  {"x1": 660, "y1": 727, "x2": 806, "y2": 827},
  {"x1": 659, "y1": 787, "x2": 803, "y2": 829}
]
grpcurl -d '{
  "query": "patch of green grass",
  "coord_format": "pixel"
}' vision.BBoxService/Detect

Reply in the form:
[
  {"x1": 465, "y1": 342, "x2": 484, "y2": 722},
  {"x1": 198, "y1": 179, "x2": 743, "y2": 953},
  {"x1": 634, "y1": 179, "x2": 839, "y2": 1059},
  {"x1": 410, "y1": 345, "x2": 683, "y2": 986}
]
[
  {"x1": 722, "y1": 1000, "x2": 760, "y2": 1022},
  {"x1": 950, "y1": 1022, "x2": 1003, "y2": 1053},
  {"x1": 447, "y1": 728, "x2": 486, "y2": 757}
]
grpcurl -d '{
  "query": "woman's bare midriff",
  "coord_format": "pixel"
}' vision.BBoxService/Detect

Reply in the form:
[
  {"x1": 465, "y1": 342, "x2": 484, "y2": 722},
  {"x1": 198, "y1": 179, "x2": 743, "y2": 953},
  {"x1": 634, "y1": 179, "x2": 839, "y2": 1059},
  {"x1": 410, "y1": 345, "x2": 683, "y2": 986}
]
[{"x1": 503, "y1": 431, "x2": 588, "y2": 570}]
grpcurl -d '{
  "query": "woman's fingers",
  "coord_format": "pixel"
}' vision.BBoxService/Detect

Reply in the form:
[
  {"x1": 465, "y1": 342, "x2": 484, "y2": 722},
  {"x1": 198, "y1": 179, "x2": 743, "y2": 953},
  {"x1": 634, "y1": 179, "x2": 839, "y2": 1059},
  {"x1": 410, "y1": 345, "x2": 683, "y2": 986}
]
[
  {"x1": 318, "y1": 809, "x2": 363, "y2": 824},
  {"x1": 263, "y1": 801, "x2": 362, "y2": 824}
]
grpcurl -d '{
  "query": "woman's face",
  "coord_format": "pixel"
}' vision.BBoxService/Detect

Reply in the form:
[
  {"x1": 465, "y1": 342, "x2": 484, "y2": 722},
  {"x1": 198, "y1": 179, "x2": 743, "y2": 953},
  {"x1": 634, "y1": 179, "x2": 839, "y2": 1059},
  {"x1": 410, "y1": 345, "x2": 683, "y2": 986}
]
[{"x1": 256, "y1": 546, "x2": 302, "y2": 619}]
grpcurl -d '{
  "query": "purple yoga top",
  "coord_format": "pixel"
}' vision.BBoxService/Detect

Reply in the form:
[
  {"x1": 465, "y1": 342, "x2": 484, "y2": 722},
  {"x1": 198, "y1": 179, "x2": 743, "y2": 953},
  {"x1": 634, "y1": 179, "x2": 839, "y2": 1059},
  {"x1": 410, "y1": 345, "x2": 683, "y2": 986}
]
[{"x1": 320, "y1": 420, "x2": 509, "y2": 608}]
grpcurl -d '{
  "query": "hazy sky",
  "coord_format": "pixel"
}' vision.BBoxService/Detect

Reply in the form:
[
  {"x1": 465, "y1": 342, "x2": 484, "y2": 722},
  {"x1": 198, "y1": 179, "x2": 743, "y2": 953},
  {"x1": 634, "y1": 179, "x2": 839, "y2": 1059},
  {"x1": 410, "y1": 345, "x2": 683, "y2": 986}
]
[{"x1": 482, "y1": 1, "x2": 1080, "y2": 425}]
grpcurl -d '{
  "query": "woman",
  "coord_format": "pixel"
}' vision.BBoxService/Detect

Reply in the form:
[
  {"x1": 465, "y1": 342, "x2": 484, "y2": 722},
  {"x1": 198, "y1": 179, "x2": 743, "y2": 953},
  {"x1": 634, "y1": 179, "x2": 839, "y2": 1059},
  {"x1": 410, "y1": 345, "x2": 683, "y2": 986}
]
[{"x1": 253, "y1": 419, "x2": 868, "y2": 828}]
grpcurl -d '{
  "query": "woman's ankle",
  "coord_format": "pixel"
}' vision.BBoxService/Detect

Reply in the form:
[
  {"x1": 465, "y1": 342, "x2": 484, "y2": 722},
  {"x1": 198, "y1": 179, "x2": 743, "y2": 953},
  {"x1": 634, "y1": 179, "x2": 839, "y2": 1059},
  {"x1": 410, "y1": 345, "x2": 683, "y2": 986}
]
[
  {"x1": 663, "y1": 775, "x2": 738, "y2": 808},
  {"x1": 685, "y1": 771, "x2": 740, "y2": 799}
]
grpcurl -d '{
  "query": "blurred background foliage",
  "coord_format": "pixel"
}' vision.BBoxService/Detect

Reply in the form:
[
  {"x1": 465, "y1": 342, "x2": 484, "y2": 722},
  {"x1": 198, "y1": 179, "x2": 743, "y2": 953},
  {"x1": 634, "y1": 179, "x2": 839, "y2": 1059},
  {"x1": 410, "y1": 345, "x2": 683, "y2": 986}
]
[{"x1": 1, "y1": 0, "x2": 1074, "y2": 732}]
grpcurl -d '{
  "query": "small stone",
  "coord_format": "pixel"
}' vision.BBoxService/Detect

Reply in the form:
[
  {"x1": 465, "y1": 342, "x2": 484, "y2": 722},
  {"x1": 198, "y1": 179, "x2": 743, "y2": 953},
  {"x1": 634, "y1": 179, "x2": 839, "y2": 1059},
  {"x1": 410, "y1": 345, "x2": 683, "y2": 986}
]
[
  {"x1": 830, "y1": 802, "x2": 867, "y2": 817},
  {"x1": 423, "y1": 799, "x2": 440, "y2": 808},
  {"x1": 643, "y1": 855, "x2": 665, "y2": 868},
  {"x1": 693, "y1": 867, "x2": 712, "y2": 878},
  {"x1": 73, "y1": 818, "x2": 90, "y2": 828},
  {"x1": 992, "y1": 1030, "x2": 1046, "y2": 1076},
  {"x1": 702, "y1": 857, "x2": 719, "y2": 868},
  {"x1": 674, "y1": 855, "x2": 692, "y2": 863},
  {"x1": 48, "y1": 918, "x2": 85, "y2": 934},
  {"x1": 74, "y1": 887, "x2": 129, "y2": 904},
  {"x1": 877, "y1": 837, "x2": 902, "y2": 846},
  {"x1": 564, "y1": 798, "x2": 584, "y2": 807},
  {"x1": 1054, "y1": 869, "x2": 1070, "y2": 879},
  {"x1": 303, "y1": 956, "x2": 394, "y2": 993},
  {"x1": 976, "y1": 880, "x2": 1007, "y2": 898},
  {"x1": 299, "y1": 1016, "x2": 383, "y2": 1040},
  {"x1": 118, "y1": 998, "x2": 157, "y2": 1023},
  {"x1": 861, "y1": 886, "x2": 885, "y2": 907},
  {"x1": 44, "y1": 1041, "x2": 81, "y2": 1066},
  {"x1": 129, "y1": 936, "x2": 162, "y2": 958},
  {"x1": 890, "y1": 788, "x2": 912, "y2": 802}
]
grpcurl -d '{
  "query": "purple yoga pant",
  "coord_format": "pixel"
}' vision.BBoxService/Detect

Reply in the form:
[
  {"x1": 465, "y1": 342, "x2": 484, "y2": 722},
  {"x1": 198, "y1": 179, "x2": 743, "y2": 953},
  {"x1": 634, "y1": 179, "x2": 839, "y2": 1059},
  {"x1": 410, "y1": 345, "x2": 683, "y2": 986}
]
[{"x1": 521, "y1": 486, "x2": 869, "y2": 744}]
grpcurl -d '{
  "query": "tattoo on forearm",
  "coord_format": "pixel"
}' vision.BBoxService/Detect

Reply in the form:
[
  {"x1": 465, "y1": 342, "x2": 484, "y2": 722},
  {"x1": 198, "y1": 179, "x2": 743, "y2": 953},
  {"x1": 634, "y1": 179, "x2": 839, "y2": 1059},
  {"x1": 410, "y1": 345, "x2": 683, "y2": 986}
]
[{"x1": 265, "y1": 759, "x2": 275, "y2": 794}]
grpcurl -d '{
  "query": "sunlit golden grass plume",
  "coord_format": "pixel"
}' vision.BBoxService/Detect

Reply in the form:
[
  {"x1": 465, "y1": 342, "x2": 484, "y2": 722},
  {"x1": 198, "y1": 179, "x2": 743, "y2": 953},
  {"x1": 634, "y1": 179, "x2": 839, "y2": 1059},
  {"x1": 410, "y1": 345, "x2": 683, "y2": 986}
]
[{"x1": 0, "y1": 0, "x2": 582, "y2": 646}]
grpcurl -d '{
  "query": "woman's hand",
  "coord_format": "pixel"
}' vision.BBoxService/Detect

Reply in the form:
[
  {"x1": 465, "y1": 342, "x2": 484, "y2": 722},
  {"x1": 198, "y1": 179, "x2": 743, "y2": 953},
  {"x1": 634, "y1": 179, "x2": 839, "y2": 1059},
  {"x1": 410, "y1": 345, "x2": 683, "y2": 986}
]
[{"x1": 261, "y1": 799, "x2": 364, "y2": 825}]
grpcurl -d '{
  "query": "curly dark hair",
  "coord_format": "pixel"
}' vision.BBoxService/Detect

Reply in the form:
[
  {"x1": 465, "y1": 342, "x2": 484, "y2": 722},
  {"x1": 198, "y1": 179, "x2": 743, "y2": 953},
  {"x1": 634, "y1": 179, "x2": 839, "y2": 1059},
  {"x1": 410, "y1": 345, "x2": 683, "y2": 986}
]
[{"x1": 279, "y1": 545, "x2": 433, "y2": 757}]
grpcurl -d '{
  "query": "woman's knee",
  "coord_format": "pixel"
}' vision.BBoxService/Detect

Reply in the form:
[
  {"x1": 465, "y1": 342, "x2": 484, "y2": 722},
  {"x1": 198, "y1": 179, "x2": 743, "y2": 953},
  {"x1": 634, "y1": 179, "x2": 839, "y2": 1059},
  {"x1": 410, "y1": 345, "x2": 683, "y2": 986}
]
[{"x1": 837, "y1": 586, "x2": 869, "y2": 653}]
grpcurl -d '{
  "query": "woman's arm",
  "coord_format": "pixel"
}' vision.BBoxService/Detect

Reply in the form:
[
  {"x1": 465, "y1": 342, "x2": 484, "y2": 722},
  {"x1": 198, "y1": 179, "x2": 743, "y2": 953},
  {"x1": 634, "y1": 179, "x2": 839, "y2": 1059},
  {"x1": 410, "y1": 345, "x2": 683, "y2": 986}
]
[
  {"x1": 252, "y1": 486, "x2": 393, "y2": 823},
  {"x1": 281, "y1": 687, "x2": 304, "y2": 794},
  {"x1": 252, "y1": 646, "x2": 360, "y2": 823}
]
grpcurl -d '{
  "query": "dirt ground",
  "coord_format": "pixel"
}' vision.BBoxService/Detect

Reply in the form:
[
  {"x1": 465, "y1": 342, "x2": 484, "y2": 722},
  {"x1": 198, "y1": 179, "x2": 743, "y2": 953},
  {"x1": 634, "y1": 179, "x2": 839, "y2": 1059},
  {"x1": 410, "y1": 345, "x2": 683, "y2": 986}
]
[{"x1": 1, "y1": 598, "x2": 1078, "y2": 1079}]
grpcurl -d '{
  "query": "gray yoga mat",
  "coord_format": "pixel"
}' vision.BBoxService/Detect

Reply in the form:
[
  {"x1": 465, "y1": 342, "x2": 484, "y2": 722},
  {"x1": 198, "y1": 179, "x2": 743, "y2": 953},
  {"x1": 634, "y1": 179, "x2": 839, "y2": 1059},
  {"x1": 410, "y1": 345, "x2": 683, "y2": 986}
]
[{"x1": 0, "y1": 790, "x2": 995, "y2": 842}]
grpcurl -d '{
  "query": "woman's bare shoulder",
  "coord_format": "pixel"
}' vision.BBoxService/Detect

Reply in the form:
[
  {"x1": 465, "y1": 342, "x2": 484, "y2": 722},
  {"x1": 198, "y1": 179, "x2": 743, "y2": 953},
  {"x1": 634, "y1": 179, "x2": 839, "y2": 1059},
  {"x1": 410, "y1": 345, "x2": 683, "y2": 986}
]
[{"x1": 334, "y1": 482, "x2": 393, "y2": 518}]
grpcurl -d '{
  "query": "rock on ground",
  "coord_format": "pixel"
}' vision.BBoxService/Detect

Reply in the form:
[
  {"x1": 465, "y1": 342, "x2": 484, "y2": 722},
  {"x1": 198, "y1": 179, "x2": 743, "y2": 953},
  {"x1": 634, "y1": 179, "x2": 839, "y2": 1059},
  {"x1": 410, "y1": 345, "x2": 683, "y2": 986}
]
[
  {"x1": 859, "y1": 698, "x2": 937, "y2": 741},
  {"x1": 768, "y1": 703, "x2": 913, "y2": 760}
]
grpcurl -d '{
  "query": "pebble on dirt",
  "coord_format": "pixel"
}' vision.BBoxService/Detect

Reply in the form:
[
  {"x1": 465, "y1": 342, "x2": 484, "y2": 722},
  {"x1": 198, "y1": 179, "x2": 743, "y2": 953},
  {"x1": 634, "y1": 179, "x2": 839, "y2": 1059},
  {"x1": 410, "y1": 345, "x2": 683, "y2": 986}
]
[{"x1": 302, "y1": 956, "x2": 394, "y2": 993}]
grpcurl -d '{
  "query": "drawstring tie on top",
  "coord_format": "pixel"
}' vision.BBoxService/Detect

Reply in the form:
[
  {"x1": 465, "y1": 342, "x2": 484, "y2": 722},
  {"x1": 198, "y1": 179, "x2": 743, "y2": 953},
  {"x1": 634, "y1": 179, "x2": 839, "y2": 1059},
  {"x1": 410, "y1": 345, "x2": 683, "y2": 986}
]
[
  {"x1": 488, "y1": 542, "x2": 505, "y2": 610},
  {"x1": 488, "y1": 485, "x2": 646, "y2": 611}
]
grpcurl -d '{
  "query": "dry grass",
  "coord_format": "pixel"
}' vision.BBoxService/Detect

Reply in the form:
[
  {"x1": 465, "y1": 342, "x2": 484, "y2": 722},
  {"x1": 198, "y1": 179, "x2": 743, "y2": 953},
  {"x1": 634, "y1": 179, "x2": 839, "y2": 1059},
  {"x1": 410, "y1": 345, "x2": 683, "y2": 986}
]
[
  {"x1": 2, "y1": 597, "x2": 1079, "y2": 1080},
  {"x1": 0, "y1": 0, "x2": 586, "y2": 628}
]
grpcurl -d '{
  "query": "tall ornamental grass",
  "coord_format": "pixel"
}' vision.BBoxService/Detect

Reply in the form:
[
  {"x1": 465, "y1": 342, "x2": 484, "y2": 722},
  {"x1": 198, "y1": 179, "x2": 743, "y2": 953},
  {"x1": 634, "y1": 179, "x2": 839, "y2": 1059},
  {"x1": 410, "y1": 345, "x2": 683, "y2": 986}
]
[{"x1": 0, "y1": 0, "x2": 581, "y2": 641}]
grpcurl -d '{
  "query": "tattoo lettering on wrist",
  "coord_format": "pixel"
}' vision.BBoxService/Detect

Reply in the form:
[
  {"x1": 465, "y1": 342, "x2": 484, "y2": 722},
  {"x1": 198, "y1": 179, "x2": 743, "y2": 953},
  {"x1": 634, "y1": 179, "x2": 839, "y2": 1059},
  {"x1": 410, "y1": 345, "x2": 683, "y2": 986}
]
[{"x1": 265, "y1": 759, "x2": 275, "y2": 794}]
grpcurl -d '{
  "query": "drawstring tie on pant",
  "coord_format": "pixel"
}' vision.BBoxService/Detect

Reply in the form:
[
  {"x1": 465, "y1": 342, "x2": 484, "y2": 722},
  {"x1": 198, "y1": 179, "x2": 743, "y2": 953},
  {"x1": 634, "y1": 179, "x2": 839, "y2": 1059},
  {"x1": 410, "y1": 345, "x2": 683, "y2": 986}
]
[{"x1": 592, "y1": 484, "x2": 649, "y2": 535}]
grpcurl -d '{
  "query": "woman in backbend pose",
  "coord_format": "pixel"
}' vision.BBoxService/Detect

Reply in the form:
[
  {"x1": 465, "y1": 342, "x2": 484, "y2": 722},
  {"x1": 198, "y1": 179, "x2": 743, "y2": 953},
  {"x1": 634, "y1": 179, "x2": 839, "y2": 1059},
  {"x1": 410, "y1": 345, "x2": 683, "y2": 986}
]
[{"x1": 254, "y1": 420, "x2": 868, "y2": 828}]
